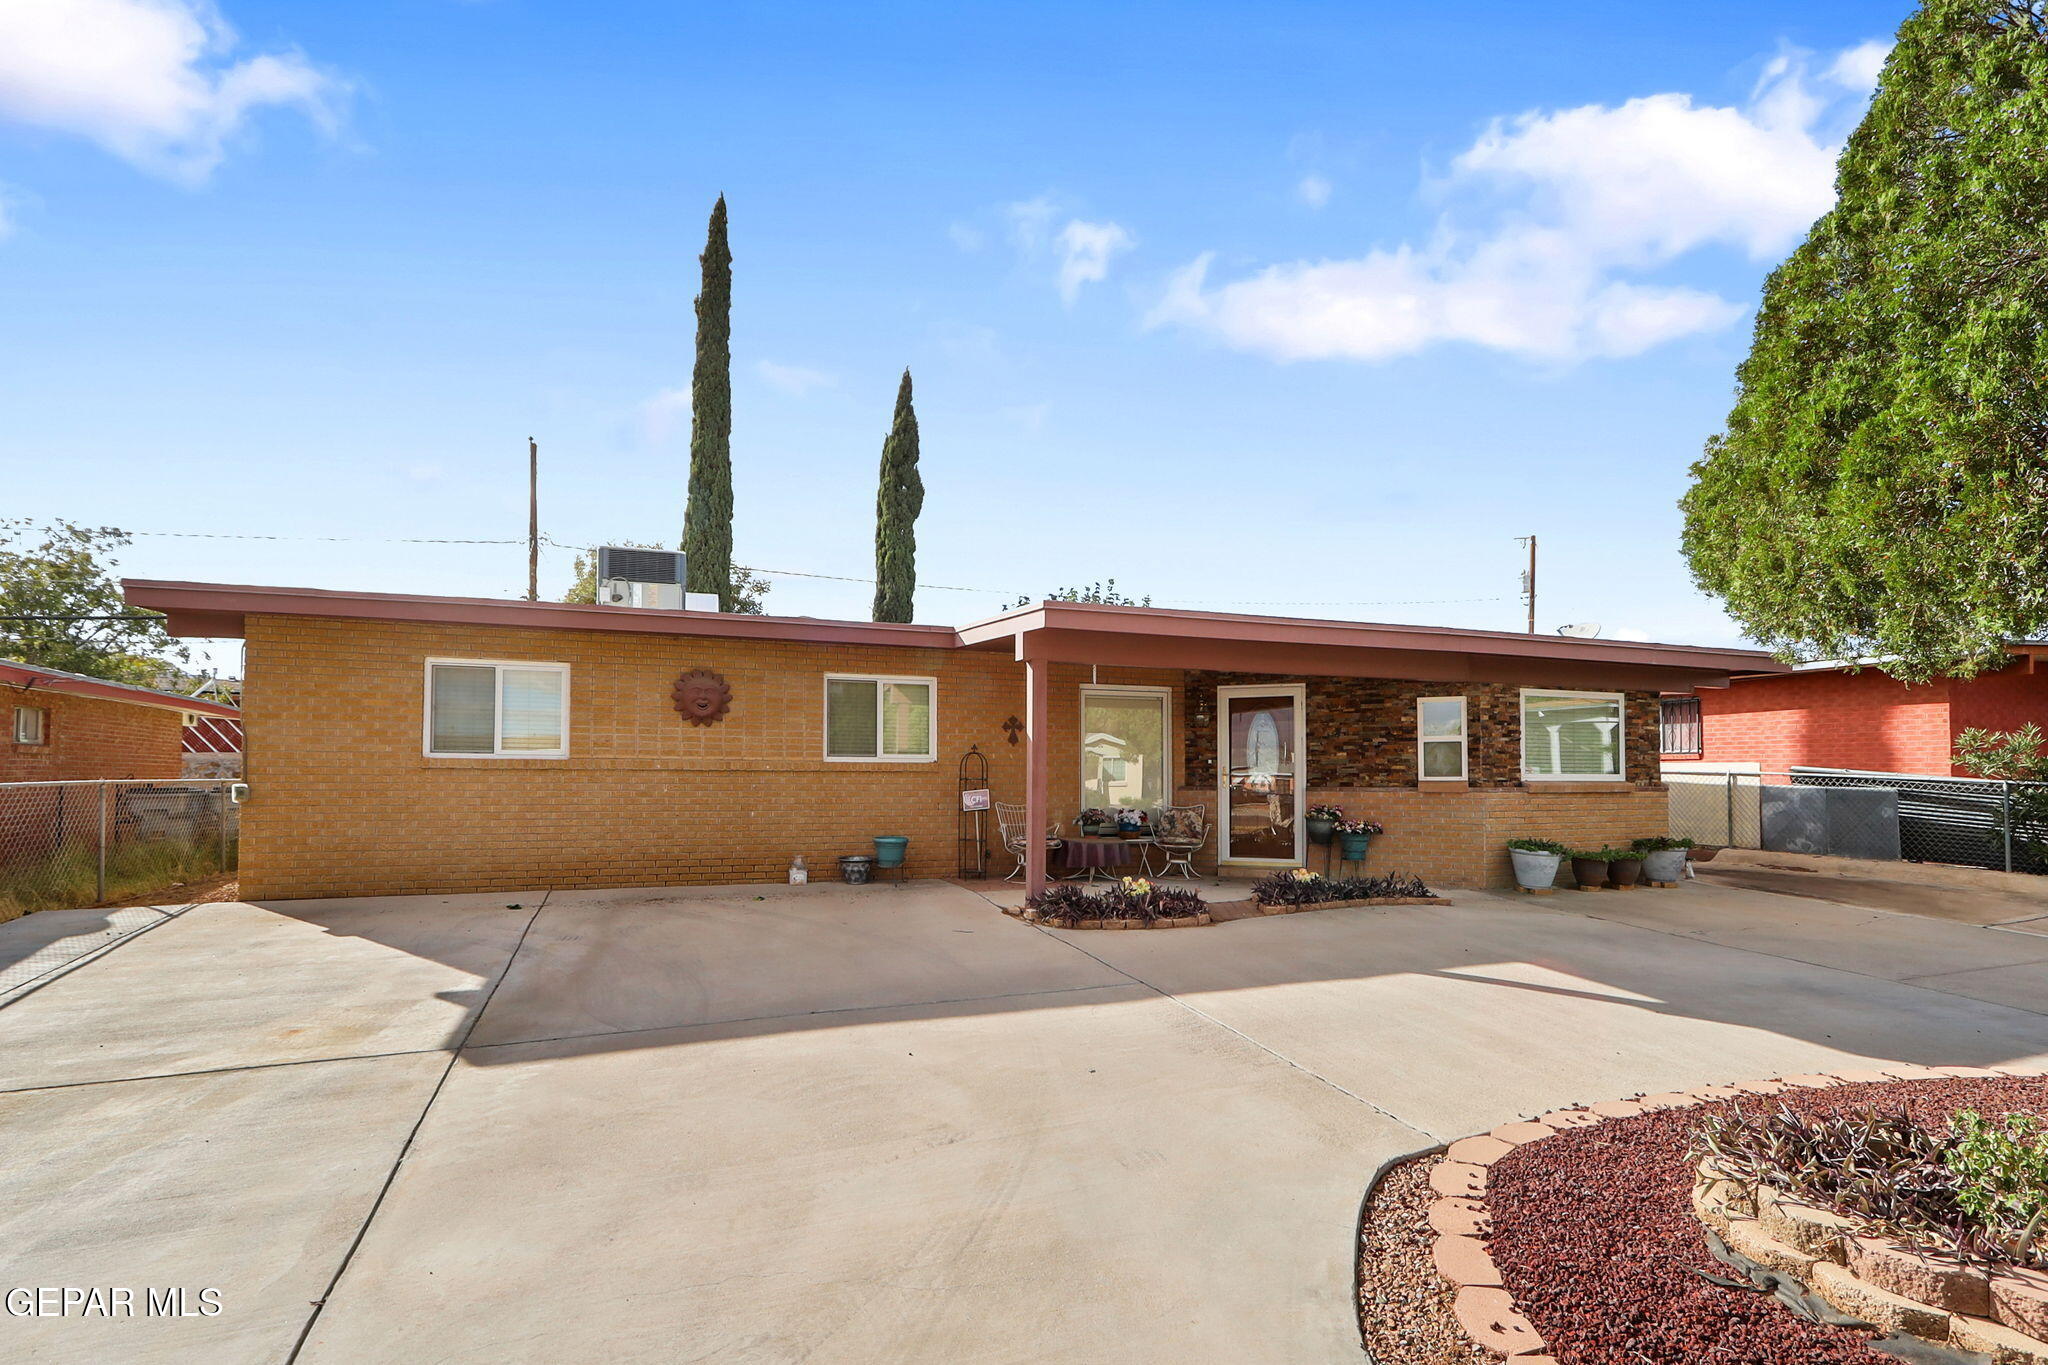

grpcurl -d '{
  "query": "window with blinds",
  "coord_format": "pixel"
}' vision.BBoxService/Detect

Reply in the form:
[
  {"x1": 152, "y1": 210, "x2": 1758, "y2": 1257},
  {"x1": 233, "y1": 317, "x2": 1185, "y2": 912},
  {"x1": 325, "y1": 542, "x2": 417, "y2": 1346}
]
[
  {"x1": 1520, "y1": 690, "x2": 1624, "y2": 780},
  {"x1": 824, "y1": 675, "x2": 935, "y2": 761},
  {"x1": 426, "y1": 660, "x2": 569, "y2": 757}
]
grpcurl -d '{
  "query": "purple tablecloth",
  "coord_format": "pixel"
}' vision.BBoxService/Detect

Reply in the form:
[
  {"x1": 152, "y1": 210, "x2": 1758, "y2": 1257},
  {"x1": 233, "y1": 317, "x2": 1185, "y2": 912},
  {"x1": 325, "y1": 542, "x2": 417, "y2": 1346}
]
[{"x1": 1062, "y1": 836, "x2": 1140, "y2": 870}]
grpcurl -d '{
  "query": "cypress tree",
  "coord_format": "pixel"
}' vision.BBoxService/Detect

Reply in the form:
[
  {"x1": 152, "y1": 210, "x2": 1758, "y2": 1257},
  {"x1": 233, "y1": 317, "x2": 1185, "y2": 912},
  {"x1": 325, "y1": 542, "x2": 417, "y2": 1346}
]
[
  {"x1": 682, "y1": 196, "x2": 735, "y2": 610},
  {"x1": 1682, "y1": 2, "x2": 2048, "y2": 681},
  {"x1": 872, "y1": 369, "x2": 923, "y2": 623}
]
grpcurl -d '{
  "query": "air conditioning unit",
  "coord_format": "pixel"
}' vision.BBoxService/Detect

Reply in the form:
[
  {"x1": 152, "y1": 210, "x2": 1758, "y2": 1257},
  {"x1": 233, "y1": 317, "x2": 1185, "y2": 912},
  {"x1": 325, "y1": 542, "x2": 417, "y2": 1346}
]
[
  {"x1": 595, "y1": 546, "x2": 715, "y2": 612},
  {"x1": 599, "y1": 580, "x2": 685, "y2": 609}
]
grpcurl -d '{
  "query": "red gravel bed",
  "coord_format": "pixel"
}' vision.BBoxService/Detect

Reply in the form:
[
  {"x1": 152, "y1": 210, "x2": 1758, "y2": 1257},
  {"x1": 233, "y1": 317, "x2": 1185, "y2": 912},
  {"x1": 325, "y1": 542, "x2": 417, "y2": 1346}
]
[
  {"x1": 1359, "y1": 1155, "x2": 1503, "y2": 1364},
  {"x1": 1483, "y1": 1075, "x2": 2048, "y2": 1364}
]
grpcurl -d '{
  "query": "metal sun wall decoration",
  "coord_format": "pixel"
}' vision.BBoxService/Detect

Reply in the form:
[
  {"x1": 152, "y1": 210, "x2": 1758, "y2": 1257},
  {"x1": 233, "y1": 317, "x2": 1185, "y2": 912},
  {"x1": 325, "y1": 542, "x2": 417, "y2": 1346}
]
[{"x1": 672, "y1": 669, "x2": 733, "y2": 726}]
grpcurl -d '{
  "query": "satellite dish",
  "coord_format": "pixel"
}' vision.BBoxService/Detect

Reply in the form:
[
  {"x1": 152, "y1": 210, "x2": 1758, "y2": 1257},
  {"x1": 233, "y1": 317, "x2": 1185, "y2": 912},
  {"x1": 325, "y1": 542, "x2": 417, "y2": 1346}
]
[{"x1": 1556, "y1": 622, "x2": 1603, "y2": 639}]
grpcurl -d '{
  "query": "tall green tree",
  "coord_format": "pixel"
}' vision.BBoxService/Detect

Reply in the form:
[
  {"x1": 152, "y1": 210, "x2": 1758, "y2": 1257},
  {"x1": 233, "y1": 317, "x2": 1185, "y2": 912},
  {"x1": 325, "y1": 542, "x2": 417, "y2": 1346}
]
[
  {"x1": 872, "y1": 369, "x2": 924, "y2": 623},
  {"x1": 0, "y1": 520, "x2": 190, "y2": 684},
  {"x1": 681, "y1": 196, "x2": 735, "y2": 610},
  {"x1": 1682, "y1": 1, "x2": 2048, "y2": 684}
]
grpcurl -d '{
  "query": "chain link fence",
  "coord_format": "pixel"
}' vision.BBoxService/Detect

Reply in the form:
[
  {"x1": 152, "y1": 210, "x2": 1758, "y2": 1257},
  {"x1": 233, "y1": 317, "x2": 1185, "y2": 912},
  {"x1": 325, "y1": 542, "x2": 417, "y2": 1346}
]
[
  {"x1": 1663, "y1": 766, "x2": 2048, "y2": 875},
  {"x1": 0, "y1": 779, "x2": 240, "y2": 920}
]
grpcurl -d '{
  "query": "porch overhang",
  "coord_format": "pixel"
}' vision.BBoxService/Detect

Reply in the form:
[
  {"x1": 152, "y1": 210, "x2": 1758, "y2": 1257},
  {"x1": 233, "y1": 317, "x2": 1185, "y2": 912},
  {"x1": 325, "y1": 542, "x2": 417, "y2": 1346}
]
[
  {"x1": 958, "y1": 601, "x2": 1785, "y2": 692},
  {"x1": 962, "y1": 602, "x2": 1784, "y2": 899}
]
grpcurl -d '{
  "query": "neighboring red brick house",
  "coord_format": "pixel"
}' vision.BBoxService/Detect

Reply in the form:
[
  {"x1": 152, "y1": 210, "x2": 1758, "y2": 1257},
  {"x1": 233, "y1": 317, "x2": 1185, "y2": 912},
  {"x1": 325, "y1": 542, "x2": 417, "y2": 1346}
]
[
  {"x1": 1661, "y1": 645, "x2": 2048, "y2": 777},
  {"x1": 1, "y1": 660, "x2": 242, "y2": 782}
]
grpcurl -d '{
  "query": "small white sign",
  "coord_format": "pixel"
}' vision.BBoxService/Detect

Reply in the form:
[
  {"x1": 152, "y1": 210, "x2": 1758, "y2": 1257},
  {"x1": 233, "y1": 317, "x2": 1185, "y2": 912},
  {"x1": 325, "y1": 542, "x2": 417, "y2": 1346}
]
[{"x1": 961, "y1": 788, "x2": 991, "y2": 812}]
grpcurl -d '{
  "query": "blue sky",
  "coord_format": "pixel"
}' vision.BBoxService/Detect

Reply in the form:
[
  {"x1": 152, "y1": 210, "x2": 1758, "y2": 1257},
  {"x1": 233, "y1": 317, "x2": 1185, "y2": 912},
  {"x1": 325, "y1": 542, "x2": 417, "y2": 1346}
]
[{"x1": 0, "y1": 1, "x2": 1906, "y2": 672}]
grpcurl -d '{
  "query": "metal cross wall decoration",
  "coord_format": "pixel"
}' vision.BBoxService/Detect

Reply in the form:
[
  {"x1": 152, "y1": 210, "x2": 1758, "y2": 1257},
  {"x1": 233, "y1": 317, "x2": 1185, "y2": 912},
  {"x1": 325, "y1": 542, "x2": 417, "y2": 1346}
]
[{"x1": 1002, "y1": 716, "x2": 1024, "y2": 746}]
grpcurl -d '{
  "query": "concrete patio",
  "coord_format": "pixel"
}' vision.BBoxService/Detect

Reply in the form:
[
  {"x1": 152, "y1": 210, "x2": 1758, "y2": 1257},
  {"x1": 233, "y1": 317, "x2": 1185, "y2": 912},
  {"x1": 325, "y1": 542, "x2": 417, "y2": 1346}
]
[{"x1": 2, "y1": 877, "x2": 2047, "y2": 1363}]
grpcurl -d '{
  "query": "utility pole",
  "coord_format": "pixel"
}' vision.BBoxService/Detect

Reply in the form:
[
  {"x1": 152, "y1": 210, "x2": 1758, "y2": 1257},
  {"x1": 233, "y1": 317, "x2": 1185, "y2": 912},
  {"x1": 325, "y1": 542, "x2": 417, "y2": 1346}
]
[
  {"x1": 527, "y1": 437, "x2": 539, "y2": 601},
  {"x1": 1518, "y1": 535, "x2": 1537, "y2": 633}
]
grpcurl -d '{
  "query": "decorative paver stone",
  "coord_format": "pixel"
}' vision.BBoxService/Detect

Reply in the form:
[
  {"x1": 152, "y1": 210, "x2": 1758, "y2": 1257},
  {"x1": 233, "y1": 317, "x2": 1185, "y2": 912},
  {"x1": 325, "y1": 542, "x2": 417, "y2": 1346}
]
[
  {"x1": 1994, "y1": 1268, "x2": 2048, "y2": 1340},
  {"x1": 1846, "y1": 1236, "x2": 1991, "y2": 1317},
  {"x1": 1432, "y1": 1234, "x2": 1503, "y2": 1288},
  {"x1": 1452, "y1": 1286, "x2": 1543, "y2": 1356},
  {"x1": 1426, "y1": 1197, "x2": 1489, "y2": 1237},
  {"x1": 1428, "y1": 1161, "x2": 1487, "y2": 1199},
  {"x1": 1444, "y1": 1134, "x2": 1514, "y2": 1167}
]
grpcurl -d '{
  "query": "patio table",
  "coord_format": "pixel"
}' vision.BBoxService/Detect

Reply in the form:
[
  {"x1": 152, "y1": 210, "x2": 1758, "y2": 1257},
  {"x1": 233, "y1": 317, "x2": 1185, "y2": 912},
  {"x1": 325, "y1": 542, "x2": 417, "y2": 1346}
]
[{"x1": 1061, "y1": 835, "x2": 1151, "y2": 880}]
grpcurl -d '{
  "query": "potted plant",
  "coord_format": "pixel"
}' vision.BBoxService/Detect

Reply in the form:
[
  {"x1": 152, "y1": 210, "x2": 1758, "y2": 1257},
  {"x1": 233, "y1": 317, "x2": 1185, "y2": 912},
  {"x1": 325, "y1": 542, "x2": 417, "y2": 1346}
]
[
  {"x1": 1333, "y1": 816, "x2": 1383, "y2": 862},
  {"x1": 1568, "y1": 847, "x2": 1615, "y2": 889},
  {"x1": 1077, "y1": 807, "x2": 1116, "y2": 836},
  {"x1": 1115, "y1": 807, "x2": 1149, "y2": 838},
  {"x1": 1305, "y1": 804, "x2": 1344, "y2": 846},
  {"x1": 1630, "y1": 835, "x2": 1693, "y2": 883},
  {"x1": 1505, "y1": 837, "x2": 1568, "y2": 891},
  {"x1": 1606, "y1": 846, "x2": 1644, "y2": 888}
]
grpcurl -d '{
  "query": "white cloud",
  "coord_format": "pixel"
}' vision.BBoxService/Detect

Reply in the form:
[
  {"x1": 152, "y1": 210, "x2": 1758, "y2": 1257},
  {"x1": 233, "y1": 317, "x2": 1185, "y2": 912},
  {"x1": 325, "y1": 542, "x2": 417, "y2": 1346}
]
[
  {"x1": 947, "y1": 220, "x2": 984, "y2": 252},
  {"x1": 1005, "y1": 195, "x2": 1058, "y2": 251},
  {"x1": 1153, "y1": 43, "x2": 1885, "y2": 365},
  {"x1": 756, "y1": 360, "x2": 836, "y2": 396},
  {"x1": 1055, "y1": 218, "x2": 1133, "y2": 304},
  {"x1": 639, "y1": 386, "x2": 691, "y2": 444},
  {"x1": 1000, "y1": 195, "x2": 1135, "y2": 302},
  {"x1": 0, "y1": 0, "x2": 347, "y2": 185},
  {"x1": 1296, "y1": 174, "x2": 1332, "y2": 209},
  {"x1": 1826, "y1": 40, "x2": 1889, "y2": 92}
]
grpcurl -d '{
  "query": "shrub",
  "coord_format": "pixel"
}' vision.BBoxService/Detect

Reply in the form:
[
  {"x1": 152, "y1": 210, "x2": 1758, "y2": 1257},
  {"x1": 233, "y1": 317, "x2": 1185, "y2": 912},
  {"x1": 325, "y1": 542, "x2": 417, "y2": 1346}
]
[
  {"x1": 1695, "y1": 1103, "x2": 2048, "y2": 1268},
  {"x1": 1249, "y1": 869, "x2": 1437, "y2": 906},
  {"x1": 1022, "y1": 877, "x2": 1207, "y2": 924},
  {"x1": 1506, "y1": 838, "x2": 1568, "y2": 855},
  {"x1": 1568, "y1": 848, "x2": 1618, "y2": 863},
  {"x1": 1631, "y1": 835, "x2": 1695, "y2": 852}
]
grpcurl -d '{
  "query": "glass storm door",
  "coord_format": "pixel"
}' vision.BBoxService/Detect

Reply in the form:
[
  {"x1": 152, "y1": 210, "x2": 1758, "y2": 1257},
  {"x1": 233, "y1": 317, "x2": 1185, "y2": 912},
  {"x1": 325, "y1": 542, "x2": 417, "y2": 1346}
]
[{"x1": 1218, "y1": 685, "x2": 1305, "y2": 863}]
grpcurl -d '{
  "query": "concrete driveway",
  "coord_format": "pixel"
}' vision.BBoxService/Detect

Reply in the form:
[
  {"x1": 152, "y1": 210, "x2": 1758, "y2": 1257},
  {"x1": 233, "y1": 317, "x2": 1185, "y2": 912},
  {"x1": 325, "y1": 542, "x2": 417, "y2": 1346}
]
[{"x1": 3, "y1": 879, "x2": 2047, "y2": 1364}]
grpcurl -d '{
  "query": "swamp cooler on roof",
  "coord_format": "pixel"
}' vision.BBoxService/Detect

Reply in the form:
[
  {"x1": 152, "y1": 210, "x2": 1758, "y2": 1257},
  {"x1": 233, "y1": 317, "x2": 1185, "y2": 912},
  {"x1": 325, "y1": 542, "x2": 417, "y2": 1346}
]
[{"x1": 595, "y1": 546, "x2": 721, "y2": 612}]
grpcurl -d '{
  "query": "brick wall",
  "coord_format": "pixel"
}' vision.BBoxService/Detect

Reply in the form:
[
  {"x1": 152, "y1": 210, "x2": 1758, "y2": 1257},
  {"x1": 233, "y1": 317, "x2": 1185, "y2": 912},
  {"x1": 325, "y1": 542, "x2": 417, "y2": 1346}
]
[
  {"x1": 1947, "y1": 661, "x2": 2048, "y2": 743},
  {"x1": 1695, "y1": 670, "x2": 1956, "y2": 776},
  {"x1": 239, "y1": 615, "x2": 1181, "y2": 899},
  {"x1": 1, "y1": 689, "x2": 185, "y2": 782},
  {"x1": 240, "y1": 615, "x2": 1667, "y2": 899},
  {"x1": 1169, "y1": 782, "x2": 1668, "y2": 889},
  {"x1": 1182, "y1": 674, "x2": 1660, "y2": 787}
]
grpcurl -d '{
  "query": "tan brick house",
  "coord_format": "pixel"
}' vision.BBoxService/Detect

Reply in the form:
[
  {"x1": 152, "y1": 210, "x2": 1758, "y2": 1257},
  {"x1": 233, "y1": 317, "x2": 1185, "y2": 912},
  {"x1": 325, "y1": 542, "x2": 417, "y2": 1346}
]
[{"x1": 124, "y1": 580, "x2": 1781, "y2": 900}]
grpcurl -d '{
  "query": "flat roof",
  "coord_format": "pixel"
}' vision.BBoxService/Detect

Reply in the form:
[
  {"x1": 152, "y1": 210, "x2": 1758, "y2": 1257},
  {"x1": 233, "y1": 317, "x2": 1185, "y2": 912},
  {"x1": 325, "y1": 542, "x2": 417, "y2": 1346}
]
[
  {"x1": 123, "y1": 579, "x2": 1785, "y2": 688},
  {"x1": 0, "y1": 658, "x2": 241, "y2": 718}
]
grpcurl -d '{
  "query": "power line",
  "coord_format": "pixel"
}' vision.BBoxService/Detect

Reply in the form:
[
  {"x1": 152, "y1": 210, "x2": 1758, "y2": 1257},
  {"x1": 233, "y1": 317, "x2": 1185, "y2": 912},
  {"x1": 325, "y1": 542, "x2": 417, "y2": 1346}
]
[{"x1": 109, "y1": 527, "x2": 1512, "y2": 612}]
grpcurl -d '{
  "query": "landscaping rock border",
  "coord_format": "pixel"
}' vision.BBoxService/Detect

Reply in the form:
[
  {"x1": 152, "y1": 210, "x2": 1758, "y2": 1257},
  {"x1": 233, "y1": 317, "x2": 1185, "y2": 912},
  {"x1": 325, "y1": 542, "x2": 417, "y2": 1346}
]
[
  {"x1": 1246, "y1": 895, "x2": 1444, "y2": 915},
  {"x1": 1006, "y1": 894, "x2": 1446, "y2": 930},
  {"x1": 1011, "y1": 908, "x2": 1213, "y2": 930},
  {"x1": 1416, "y1": 1065, "x2": 2048, "y2": 1364}
]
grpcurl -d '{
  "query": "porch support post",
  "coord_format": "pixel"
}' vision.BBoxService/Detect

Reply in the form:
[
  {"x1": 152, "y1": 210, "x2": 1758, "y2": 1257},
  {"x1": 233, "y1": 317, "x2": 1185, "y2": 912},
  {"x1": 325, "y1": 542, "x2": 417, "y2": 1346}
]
[{"x1": 1023, "y1": 650, "x2": 1050, "y2": 899}]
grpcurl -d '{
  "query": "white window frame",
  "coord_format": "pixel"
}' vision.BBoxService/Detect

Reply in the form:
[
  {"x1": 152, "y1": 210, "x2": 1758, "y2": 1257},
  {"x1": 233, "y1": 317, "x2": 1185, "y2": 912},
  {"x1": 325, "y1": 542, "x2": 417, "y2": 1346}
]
[
  {"x1": 822, "y1": 673, "x2": 938, "y2": 763},
  {"x1": 1416, "y1": 695, "x2": 1467, "y2": 781},
  {"x1": 13, "y1": 705, "x2": 47, "y2": 745},
  {"x1": 1078, "y1": 684, "x2": 1173, "y2": 807},
  {"x1": 1519, "y1": 687, "x2": 1626, "y2": 782},
  {"x1": 422, "y1": 658, "x2": 571, "y2": 759}
]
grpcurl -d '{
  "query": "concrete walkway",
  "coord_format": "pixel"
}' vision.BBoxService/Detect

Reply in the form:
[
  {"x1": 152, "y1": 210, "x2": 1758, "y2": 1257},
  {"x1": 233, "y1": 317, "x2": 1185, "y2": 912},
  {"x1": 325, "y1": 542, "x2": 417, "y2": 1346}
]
[{"x1": 2, "y1": 879, "x2": 2046, "y2": 1363}]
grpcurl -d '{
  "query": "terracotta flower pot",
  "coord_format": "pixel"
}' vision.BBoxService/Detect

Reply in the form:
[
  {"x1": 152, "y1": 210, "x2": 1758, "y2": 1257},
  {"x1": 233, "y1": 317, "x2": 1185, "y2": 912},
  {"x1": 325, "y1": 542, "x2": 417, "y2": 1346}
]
[
  {"x1": 1607, "y1": 856, "x2": 1643, "y2": 888},
  {"x1": 1571, "y1": 857, "x2": 1609, "y2": 887}
]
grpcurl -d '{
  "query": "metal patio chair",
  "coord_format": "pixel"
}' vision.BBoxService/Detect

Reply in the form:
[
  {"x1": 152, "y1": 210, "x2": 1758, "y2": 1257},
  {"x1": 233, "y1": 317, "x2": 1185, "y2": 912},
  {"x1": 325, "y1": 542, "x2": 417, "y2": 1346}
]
[
  {"x1": 995, "y1": 800, "x2": 1063, "y2": 882},
  {"x1": 1150, "y1": 802, "x2": 1209, "y2": 881}
]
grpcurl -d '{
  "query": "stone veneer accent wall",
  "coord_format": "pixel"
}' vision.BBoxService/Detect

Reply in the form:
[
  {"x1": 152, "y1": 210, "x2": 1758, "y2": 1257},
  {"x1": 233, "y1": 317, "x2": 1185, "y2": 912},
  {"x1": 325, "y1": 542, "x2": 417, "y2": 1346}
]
[{"x1": 1181, "y1": 673, "x2": 1661, "y2": 789}]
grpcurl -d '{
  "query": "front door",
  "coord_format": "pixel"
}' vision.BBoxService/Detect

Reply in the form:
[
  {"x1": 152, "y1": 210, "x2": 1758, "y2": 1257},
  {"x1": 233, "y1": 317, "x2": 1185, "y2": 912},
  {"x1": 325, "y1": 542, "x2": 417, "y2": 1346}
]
[{"x1": 1217, "y1": 684, "x2": 1305, "y2": 864}]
